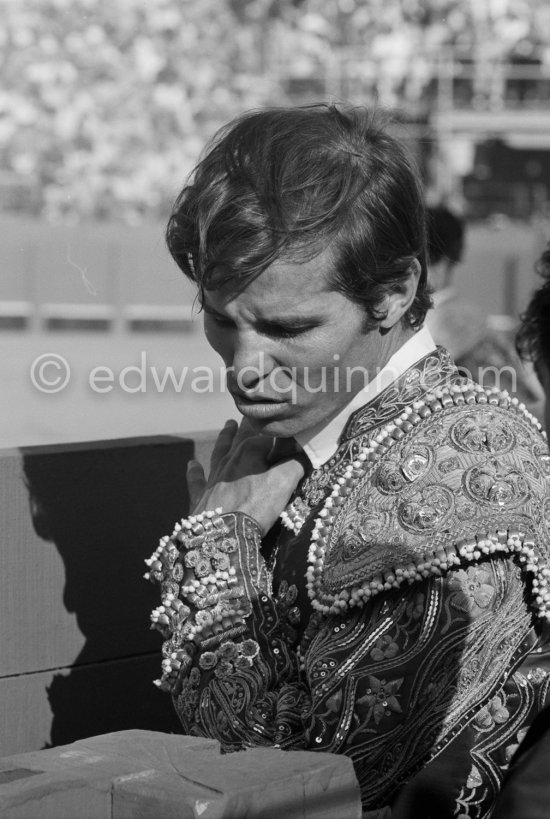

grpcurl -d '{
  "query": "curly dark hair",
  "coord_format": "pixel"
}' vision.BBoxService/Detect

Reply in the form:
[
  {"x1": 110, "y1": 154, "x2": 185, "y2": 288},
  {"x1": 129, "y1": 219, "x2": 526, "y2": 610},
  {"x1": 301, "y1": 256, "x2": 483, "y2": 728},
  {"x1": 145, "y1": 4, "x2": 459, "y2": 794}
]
[
  {"x1": 426, "y1": 205, "x2": 465, "y2": 266},
  {"x1": 516, "y1": 244, "x2": 550, "y2": 366},
  {"x1": 166, "y1": 103, "x2": 432, "y2": 329}
]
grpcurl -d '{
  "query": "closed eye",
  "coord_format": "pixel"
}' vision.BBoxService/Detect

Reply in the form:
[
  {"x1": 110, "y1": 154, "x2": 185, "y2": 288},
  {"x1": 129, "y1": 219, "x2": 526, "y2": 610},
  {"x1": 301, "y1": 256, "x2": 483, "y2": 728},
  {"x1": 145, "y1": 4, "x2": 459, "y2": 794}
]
[
  {"x1": 259, "y1": 322, "x2": 315, "y2": 339},
  {"x1": 203, "y1": 305, "x2": 317, "y2": 339},
  {"x1": 203, "y1": 306, "x2": 234, "y2": 327}
]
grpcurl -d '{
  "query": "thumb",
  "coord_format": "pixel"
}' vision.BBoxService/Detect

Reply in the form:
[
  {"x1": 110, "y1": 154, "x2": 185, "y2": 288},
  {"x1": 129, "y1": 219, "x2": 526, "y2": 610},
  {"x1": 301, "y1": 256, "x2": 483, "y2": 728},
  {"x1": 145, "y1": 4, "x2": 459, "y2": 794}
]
[{"x1": 186, "y1": 459, "x2": 207, "y2": 509}]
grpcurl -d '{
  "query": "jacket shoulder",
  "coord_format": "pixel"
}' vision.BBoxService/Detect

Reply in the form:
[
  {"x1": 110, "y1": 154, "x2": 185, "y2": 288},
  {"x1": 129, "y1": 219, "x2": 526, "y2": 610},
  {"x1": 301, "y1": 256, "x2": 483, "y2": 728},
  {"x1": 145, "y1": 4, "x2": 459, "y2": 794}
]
[{"x1": 314, "y1": 387, "x2": 550, "y2": 615}]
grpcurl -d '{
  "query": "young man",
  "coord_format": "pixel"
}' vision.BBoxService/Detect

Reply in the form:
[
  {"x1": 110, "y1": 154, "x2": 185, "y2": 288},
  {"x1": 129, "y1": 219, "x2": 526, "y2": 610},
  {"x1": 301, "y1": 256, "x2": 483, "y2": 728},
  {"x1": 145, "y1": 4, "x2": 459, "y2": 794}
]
[
  {"x1": 492, "y1": 247, "x2": 550, "y2": 819},
  {"x1": 147, "y1": 105, "x2": 550, "y2": 818},
  {"x1": 425, "y1": 204, "x2": 541, "y2": 407},
  {"x1": 424, "y1": 204, "x2": 486, "y2": 363}
]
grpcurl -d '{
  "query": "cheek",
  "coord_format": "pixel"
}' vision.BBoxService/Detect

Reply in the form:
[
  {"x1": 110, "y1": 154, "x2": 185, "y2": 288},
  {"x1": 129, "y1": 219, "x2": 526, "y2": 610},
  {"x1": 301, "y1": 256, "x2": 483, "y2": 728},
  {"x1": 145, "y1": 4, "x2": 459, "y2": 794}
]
[
  {"x1": 204, "y1": 319, "x2": 229, "y2": 357},
  {"x1": 291, "y1": 330, "x2": 366, "y2": 383}
]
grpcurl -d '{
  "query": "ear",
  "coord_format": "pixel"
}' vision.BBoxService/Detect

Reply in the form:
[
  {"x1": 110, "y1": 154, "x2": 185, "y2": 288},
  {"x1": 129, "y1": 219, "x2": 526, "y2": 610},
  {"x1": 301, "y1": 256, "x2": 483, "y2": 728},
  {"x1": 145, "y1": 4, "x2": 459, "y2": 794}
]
[{"x1": 379, "y1": 259, "x2": 421, "y2": 329}]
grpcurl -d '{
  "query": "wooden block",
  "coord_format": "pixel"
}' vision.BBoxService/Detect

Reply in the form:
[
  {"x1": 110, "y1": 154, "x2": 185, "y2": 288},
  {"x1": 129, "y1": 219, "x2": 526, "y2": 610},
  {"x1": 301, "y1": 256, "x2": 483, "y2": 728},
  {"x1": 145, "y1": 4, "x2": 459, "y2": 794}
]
[
  {"x1": 112, "y1": 769, "x2": 220, "y2": 819},
  {"x1": 113, "y1": 743, "x2": 362, "y2": 819},
  {"x1": 0, "y1": 731, "x2": 361, "y2": 819},
  {"x1": 71, "y1": 730, "x2": 220, "y2": 770},
  {"x1": 0, "y1": 731, "x2": 219, "y2": 819},
  {"x1": 0, "y1": 767, "x2": 112, "y2": 819},
  {"x1": 0, "y1": 730, "x2": 219, "y2": 777}
]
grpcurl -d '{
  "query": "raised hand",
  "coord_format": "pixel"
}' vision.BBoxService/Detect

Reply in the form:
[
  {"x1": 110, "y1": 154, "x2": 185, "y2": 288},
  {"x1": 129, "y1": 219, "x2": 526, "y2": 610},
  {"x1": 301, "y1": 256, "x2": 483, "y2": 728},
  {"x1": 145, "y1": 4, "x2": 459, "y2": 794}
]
[{"x1": 187, "y1": 419, "x2": 306, "y2": 534}]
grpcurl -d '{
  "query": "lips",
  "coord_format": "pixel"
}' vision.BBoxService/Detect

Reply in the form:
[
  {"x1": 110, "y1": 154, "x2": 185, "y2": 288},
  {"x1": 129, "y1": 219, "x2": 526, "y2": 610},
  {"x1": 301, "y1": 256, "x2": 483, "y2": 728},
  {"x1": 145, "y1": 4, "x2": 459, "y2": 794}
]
[
  {"x1": 229, "y1": 390, "x2": 285, "y2": 405},
  {"x1": 230, "y1": 391, "x2": 288, "y2": 420}
]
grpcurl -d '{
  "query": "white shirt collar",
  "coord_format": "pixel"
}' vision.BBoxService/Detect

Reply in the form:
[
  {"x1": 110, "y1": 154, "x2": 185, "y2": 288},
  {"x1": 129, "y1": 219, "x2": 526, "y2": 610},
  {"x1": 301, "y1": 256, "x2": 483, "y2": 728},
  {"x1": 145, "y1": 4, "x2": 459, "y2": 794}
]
[{"x1": 295, "y1": 326, "x2": 437, "y2": 468}]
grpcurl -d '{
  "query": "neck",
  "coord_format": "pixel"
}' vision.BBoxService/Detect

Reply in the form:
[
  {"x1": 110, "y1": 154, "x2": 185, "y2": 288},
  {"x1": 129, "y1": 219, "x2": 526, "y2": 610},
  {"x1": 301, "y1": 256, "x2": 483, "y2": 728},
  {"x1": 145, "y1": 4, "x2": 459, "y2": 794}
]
[{"x1": 358, "y1": 323, "x2": 417, "y2": 389}]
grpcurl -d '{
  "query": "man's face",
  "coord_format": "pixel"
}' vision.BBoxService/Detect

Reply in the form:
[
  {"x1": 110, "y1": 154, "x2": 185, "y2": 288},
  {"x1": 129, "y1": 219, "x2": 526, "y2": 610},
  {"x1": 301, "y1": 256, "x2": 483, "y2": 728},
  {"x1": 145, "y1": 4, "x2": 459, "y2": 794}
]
[{"x1": 202, "y1": 250, "x2": 391, "y2": 438}]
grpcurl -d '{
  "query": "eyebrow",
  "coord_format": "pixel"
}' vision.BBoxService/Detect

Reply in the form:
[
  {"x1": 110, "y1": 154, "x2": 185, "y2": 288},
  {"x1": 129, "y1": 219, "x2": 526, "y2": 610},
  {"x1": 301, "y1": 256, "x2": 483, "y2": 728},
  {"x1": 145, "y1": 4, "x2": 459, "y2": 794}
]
[{"x1": 202, "y1": 301, "x2": 323, "y2": 328}]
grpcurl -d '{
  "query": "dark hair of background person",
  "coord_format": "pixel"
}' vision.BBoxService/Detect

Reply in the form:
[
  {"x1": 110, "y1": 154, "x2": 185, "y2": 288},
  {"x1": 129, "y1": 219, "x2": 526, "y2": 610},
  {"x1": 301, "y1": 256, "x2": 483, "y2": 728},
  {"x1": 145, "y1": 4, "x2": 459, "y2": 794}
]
[
  {"x1": 516, "y1": 244, "x2": 550, "y2": 366},
  {"x1": 426, "y1": 205, "x2": 466, "y2": 267},
  {"x1": 166, "y1": 103, "x2": 432, "y2": 329}
]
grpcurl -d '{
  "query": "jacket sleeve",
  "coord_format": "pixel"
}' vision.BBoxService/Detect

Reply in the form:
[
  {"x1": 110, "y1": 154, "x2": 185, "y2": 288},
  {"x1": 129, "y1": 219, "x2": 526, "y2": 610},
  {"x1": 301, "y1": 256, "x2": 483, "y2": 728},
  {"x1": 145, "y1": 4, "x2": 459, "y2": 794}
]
[{"x1": 147, "y1": 511, "x2": 540, "y2": 811}]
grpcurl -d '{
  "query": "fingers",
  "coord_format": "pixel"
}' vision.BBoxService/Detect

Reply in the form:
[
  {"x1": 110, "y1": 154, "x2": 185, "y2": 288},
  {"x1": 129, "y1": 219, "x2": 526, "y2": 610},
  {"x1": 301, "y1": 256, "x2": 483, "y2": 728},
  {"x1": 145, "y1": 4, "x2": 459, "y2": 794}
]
[
  {"x1": 210, "y1": 419, "x2": 238, "y2": 473},
  {"x1": 233, "y1": 417, "x2": 257, "y2": 444},
  {"x1": 186, "y1": 459, "x2": 207, "y2": 509}
]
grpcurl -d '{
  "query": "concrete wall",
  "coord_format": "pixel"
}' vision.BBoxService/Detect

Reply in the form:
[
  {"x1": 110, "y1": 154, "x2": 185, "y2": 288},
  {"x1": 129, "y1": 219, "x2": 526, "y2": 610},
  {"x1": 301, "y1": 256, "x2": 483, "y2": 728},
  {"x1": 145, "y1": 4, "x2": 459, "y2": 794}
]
[
  {"x1": 0, "y1": 217, "x2": 197, "y2": 331},
  {"x1": 0, "y1": 433, "x2": 217, "y2": 756}
]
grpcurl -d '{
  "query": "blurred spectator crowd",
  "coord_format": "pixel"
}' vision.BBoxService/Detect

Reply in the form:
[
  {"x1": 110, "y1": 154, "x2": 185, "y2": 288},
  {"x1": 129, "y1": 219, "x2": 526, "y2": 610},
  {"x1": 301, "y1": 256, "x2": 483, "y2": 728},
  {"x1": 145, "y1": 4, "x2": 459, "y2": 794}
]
[{"x1": 1, "y1": 0, "x2": 550, "y2": 223}]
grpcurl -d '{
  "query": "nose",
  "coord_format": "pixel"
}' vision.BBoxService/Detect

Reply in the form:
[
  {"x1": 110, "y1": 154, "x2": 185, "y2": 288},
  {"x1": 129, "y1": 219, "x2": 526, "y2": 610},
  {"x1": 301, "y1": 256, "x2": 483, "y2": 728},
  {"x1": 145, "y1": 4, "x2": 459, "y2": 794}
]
[{"x1": 231, "y1": 334, "x2": 273, "y2": 392}]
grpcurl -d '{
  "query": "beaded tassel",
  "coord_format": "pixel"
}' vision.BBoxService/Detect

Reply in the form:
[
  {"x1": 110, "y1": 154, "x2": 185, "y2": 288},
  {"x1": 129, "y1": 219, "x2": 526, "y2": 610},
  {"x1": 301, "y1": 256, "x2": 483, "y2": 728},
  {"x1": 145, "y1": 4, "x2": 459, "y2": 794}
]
[{"x1": 145, "y1": 508, "x2": 259, "y2": 692}]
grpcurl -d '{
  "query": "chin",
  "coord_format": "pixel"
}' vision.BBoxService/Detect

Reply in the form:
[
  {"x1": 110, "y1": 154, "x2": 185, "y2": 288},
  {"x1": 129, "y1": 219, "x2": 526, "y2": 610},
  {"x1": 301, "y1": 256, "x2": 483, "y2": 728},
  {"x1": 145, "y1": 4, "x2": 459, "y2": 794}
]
[{"x1": 243, "y1": 414, "x2": 305, "y2": 438}]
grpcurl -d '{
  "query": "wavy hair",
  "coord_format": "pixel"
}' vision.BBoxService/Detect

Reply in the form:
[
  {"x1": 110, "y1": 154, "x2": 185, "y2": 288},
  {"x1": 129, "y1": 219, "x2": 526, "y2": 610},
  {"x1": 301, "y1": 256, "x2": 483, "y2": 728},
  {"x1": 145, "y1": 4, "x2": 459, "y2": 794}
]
[
  {"x1": 166, "y1": 103, "x2": 432, "y2": 328},
  {"x1": 516, "y1": 244, "x2": 550, "y2": 366},
  {"x1": 426, "y1": 205, "x2": 465, "y2": 266}
]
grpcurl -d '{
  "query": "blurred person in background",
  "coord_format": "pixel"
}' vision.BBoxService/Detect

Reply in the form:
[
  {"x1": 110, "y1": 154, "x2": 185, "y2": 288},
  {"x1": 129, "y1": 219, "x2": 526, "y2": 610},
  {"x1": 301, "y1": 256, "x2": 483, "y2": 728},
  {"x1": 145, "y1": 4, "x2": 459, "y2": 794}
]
[
  {"x1": 424, "y1": 205, "x2": 485, "y2": 361},
  {"x1": 145, "y1": 104, "x2": 550, "y2": 819},
  {"x1": 492, "y1": 244, "x2": 550, "y2": 819},
  {"x1": 425, "y1": 204, "x2": 542, "y2": 411}
]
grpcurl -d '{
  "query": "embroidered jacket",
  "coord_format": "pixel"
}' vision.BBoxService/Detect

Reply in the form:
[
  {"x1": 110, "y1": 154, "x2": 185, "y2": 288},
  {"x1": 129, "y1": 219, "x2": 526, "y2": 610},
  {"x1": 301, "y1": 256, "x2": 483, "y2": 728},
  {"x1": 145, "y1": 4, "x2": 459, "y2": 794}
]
[{"x1": 147, "y1": 350, "x2": 550, "y2": 818}]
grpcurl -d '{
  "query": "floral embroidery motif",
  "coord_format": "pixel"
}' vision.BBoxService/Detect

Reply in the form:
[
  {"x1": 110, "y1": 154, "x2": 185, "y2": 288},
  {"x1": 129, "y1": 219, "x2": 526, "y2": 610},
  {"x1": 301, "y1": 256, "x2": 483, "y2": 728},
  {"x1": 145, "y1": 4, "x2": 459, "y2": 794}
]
[
  {"x1": 438, "y1": 455, "x2": 460, "y2": 475},
  {"x1": 401, "y1": 446, "x2": 432, "y2": 482},
  {"x1": 336, "y1": 526, "x2": 370, "y2": 563},
  {"x1": 301, "y1": 469, "x2": 336, "y2": 508},
  {"x1": 376, "y1": 445, "x2": 432, "y2": 494},
  {"x1": 473, "y1": 694, "x2": 510, "y2": 730},
  {"x1": 464, "y1": 458, "x2": 530, "y2": 508},
  {"x1": 405, "y1": 592, "x2": 425, "y2": 620},
  {"x1": 357, "y1": 675, "x2": 404, "y2": 725},
  {"x1": 523, "y1": 459, "x2": 540, "y2": 479},
  {"x1": 174, "y1": 678, "x2": 199, "y2": 723},
  {"x1": 541, "y1": 497, "x2": 550, "y2": 540},
  {"x1": 534, "y1": 445, "x2": 550, "y2": 477},
  {"x1": 198, "y1": 638, "x2": 260, "y2": 676},
  {"x1": 450, "y1": 410, "x2": 515, "y2": 454},
  {"x1": 342, "y1": 350, "x2": 457, "y2": 440},
  {"x1": 376, "y1": 460, "x2": 406, "y2": 494},
  {"x1": 276, "y1": 580, "x2": 301, "y2": 641},
  {"x1": 370, "y1": 634, "x2": 400, "y2": 662},
  {"x1": 454, "y1": 495, "x2": 478, "y2": 521},
  {"x1": 398, "y1": 485, "x2": 454, "y2": 532},
  {"x1": 448, "y1": 566, "x2": 495, "y2": 616},
  {"x1": 466, "y1": 763, "x2": 483, "y2": 789},
  {"x1": 357, "y1": 510, "x2": 390, "y2": 537},
  {"x1": 527, "y1": 667, "x2": 548, "y2": 685}
]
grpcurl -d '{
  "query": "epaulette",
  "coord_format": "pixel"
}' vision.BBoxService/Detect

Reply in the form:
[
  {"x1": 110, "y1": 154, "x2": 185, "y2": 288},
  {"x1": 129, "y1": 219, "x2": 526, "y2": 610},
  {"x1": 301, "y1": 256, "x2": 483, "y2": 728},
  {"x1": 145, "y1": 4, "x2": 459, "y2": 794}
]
[{"x1": 306, "y1": 382, "x2": 550, "y2": 618}]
